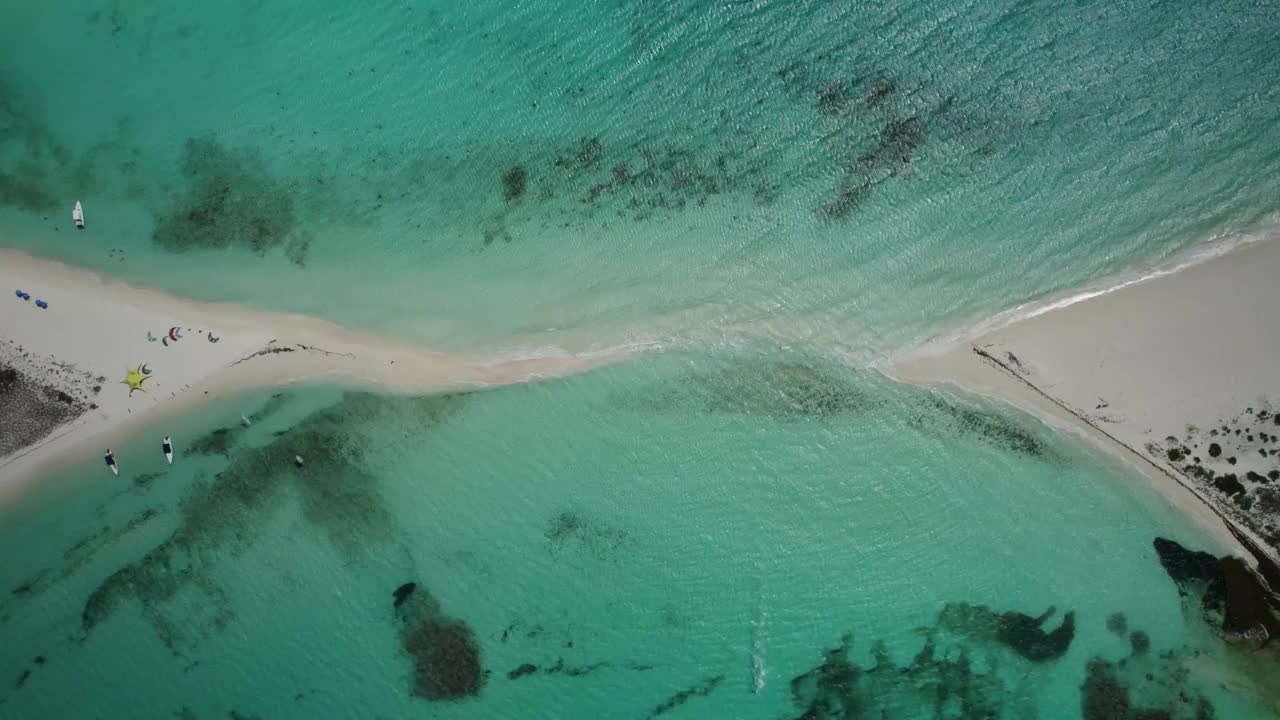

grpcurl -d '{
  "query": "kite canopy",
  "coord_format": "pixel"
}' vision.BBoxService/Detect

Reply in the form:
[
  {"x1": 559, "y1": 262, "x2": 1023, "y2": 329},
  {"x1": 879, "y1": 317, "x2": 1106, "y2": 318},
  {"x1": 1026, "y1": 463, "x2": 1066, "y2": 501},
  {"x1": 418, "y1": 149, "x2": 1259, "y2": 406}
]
[{"x1": 122, "y1": 365, "x2": 150, "y2": 395}]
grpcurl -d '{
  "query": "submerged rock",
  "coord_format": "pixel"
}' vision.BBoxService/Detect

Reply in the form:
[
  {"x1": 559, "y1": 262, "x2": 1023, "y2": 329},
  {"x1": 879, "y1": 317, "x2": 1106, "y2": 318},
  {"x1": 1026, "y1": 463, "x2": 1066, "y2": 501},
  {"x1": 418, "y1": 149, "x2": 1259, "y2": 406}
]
[
  {"x1": 787, "y1": 630, "x2": 1013, "y2": 719},
  {"x1": 1106, "y1": 612, "x2": 1128, "y2": 636},
  {"x1": 393, "y1": 582, "x2": 416, "y2": 608},
  {"x1": 996, "y1": 606, "x2": 1076, "y2": 661},
  {"x1": 393, "y1": 582, "x2": 485, "y2": 701},
  {"x1": 1128, "y1": 630, "x2": 1150, "y2": 656},
  {"x1": 1080, "y1": 659, "x2": 1129, "y2": 720},
  {"x1": 1153, "y1": 537, "x2": 1280, "y2": 644},
  {"x1": 649, "y1": 674, "x2": 723, "y2": 718},
  {"x1": 507, "y1": 663, "x2": 538, "y2": 680},
  {"x1": 938, "y1": 602, "x2": 1075, "y2": 662}
]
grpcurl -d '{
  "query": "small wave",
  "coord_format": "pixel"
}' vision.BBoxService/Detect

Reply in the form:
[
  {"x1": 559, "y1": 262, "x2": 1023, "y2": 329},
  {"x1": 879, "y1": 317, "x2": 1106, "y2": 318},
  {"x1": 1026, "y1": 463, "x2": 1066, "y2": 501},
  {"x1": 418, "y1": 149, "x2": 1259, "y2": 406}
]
[{"x1": 468, "y1": 336, "x2": 671, "y2": 367}]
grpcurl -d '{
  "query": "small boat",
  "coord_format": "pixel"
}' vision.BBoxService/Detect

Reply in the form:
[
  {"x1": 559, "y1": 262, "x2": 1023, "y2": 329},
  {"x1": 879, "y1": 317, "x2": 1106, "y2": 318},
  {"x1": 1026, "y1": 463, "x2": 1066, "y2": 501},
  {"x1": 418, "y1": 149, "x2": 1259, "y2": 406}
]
[
  {"x1": 162, "y1": 435, "x2": 174, "y2": 465},
  {"x1": 73, "y1": 201, "x2": 85, "y2": 229},
  {"x1": 241, "y1": 413, "x2": 251, "y2": 427},
  {"x1": 294, "y1": 455, "x2": 304, "y2": 468},
  {"x1": 104, "y1": 449, "x2": 118, "y2": 476}
]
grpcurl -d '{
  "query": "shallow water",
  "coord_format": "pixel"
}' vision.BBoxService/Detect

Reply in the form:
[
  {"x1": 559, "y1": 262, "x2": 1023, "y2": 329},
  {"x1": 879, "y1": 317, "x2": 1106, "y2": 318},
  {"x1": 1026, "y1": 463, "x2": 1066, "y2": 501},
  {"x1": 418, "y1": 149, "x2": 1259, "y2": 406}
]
[
  {"x1": 3, "y1": 1, "x2": 1280, "y2": 718},
  {"x1": 0, "y1": 354, "x2": 1274, "y2": 718},
  {"x1": 2, "y1": 0, "x2": 1279, "y2": 354}
]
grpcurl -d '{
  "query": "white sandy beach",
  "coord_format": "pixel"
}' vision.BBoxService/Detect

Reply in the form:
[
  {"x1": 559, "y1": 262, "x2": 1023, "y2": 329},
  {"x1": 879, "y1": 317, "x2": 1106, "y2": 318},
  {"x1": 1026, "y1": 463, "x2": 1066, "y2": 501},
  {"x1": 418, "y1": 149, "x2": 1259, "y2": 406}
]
[
  {"x1": 5, "y1": 236, "x2": 1280, "y2": 568},
  {"x1": 0, "y1": 249, "x2": 630, "y2": 503},
  {"x1": 896, "y1": 238, "x2": 1280, "y2": 563}
]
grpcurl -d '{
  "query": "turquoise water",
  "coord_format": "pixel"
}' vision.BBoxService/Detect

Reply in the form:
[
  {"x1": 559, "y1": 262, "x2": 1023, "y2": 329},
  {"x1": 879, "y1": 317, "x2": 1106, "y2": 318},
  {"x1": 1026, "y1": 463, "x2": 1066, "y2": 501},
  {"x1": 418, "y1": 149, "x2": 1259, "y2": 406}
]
[
  {"x1": 3, "y1": 0, "x2": 1280, "y2": 718},
  {"x1": 2, "y1": 0, "x2": 1279, "y2": 353},
  {"x1": 0, "y1": 357, "x2": 1272, "y2": 718}
]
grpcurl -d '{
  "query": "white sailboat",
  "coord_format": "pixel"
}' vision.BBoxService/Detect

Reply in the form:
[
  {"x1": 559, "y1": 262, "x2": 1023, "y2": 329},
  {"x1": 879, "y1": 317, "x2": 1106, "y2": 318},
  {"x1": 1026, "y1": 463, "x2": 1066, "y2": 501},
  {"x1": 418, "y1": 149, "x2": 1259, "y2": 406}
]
[{"x1": 73, "y1": 201, "x2": 85, "y2": 229}]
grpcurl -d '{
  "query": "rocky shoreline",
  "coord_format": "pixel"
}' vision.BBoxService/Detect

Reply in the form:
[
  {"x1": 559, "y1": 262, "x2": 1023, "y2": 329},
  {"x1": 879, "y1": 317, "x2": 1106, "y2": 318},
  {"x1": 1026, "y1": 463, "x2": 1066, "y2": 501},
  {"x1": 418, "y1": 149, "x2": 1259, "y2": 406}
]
[{"x1": 0, "y1": 338, "x2": 100, "y2": 459}]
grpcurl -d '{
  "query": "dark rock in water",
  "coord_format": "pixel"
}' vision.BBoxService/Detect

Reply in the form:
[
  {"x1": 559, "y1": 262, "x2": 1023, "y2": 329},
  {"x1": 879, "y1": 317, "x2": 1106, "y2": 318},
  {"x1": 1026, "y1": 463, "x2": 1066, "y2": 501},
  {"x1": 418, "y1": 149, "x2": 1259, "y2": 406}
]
[
  {"x1": 865, "y1": 75, "x2": 897, "y2": 108},
  {"x1": 188, "y1": 427, "x2": 235, "y2": 456},
  {"x1": 787, "y1": 630, "x2": 1012, "y2": 719},
  {"x1": 502, "y1": 166, "x2": 528, "y2": 202},
  {"x1": 505, "y1": 658, "x2": 609, "y2": 681},
  {"x1": 938, "y1": 602, "x2": 1075, "y2": 661},
  {"x1": 1153, "y1": 538, "x2": 1225, "y2": 597},
  {"x1": 1221, "y1": 557, "x2": 1280, "y2": 639},
  {"x1": 33, "y1": 655, "x2": 45, "y2": 665},
  {"x1": 15, "y1": 668, "x2": 30, "y2": 688},
  {"x1": 649, "y1": 674, "x2": 723, "y2": 718},
  {"x1": 393, "y1": 582, "x2": 417, "y2": 608},
  {"x1": 395, "y1": 583, "x2": 486, "y2": 701},
  {"x1": 507, "y1": 663, "x2": 538, "y2": 680},
  {"x1": 1081, "y1": 647, "x2": 1221, "y2": 720},
  {"x1": 402, "y1": 617, "x2": 484, "y2": 700},
  {"x1": 1153, "y1": 537, "x2": 1280, "y2": 642},
  {"x1": 1106, "y1": 612, "x2": 1128, "y2": 636},
  {"x1": 923, "y1": 394, "x2": 1048, "y2": 458},
  {"x1": 1129, "y1": 630, "x2": 1150, "y2": 656},
  {"x1": 816, "y1": 81, "x2": 854, "y2": 117},
  {"x1": 1081, "y1": 659, "x2": 1130, "y2": 720},
  {"x1": 996, "y1": 606, "x2": 1075, "y2": 662},
  {"x1": 151, "y1": 134, "x2": 302, "y2": 259},
  {"x1": 77, "y1": 393, "x2": 467, "y2": 654},
  {"x1": 818, "y1": 179, "x2": 872, "y2": 221},
  {"x1": 559, "y1": 661, "x2": 606, "y2": 677},
  {"x1": 544, "y1": 509, "x2": 629, "y2": 559}
]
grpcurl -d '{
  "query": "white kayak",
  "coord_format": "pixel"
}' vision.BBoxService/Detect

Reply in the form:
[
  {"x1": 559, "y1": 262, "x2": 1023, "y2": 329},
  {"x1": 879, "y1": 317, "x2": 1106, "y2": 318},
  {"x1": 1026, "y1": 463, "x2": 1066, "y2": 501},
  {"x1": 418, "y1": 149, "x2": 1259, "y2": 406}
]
[
  {"x1": 73, "y1": 201, "x2": 85, "y2": 229},
  {"x1": 163, "y1": 436, "x2": 174, "y2": 465}
]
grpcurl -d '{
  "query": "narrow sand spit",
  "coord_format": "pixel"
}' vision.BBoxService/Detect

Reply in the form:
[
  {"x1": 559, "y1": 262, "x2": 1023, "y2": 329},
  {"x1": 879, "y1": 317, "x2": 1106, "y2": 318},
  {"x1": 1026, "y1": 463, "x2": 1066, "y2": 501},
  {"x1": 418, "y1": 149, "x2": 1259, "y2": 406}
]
[{"x1": 0, "y1": 249, "x2": 629, "y2": 503}]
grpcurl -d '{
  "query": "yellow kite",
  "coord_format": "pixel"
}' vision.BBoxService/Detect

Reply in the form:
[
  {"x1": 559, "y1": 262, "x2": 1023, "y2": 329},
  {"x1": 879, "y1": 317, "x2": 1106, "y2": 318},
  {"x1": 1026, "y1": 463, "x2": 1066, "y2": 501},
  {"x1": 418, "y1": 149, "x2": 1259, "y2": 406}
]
[{"x1": 122, "y1": 365, "x2": 150, "y2": 395}]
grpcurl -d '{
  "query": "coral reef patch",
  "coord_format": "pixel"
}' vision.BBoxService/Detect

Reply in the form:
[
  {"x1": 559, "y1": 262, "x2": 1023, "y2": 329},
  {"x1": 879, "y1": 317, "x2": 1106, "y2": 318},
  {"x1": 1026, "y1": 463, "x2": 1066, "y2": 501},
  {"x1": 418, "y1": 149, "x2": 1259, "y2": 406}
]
[{"x1": 392, "y1": 582, "x2": 486, "y2": 701}]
